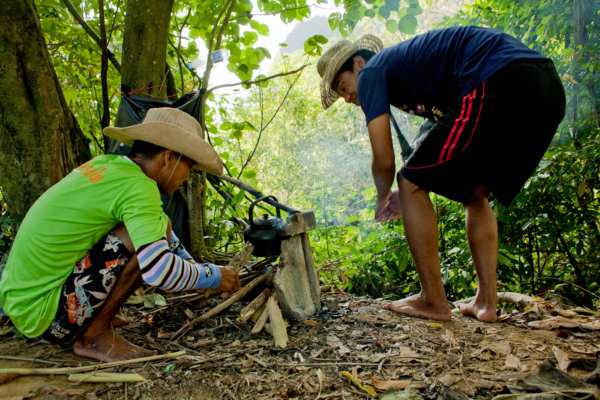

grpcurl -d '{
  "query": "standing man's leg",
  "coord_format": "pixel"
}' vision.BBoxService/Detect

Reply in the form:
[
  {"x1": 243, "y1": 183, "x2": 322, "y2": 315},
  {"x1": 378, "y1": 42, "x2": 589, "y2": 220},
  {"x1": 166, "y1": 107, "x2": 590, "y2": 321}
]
[
  {"x1": 460, "y1": 186, "x2": 498, "y2": 322},
  {"x1": 384, "y1": 176, "x2": 451, "y2": 321}
]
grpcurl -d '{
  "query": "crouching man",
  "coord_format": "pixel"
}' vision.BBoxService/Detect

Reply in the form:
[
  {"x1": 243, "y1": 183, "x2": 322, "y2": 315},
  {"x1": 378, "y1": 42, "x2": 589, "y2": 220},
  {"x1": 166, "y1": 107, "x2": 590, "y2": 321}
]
[{"x1": 0, "y1": 108, "x2": 240, "y2": 362}]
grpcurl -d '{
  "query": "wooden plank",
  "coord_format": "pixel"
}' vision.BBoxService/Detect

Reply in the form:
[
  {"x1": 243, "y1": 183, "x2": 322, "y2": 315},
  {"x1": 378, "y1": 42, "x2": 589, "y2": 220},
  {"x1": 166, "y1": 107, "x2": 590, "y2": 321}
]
[
  {"x1": 283, "y1": 211, "x2": 316, "y2": 236},
  {"x1": 274, "y1": 235, "x2": 320, "y2": 320},
  {"x1": 266, "y1": 295, "x2": 288, "y2": 348},
  {"x1": 301, "y1": 233, "x2": 321, "y2": 304}
]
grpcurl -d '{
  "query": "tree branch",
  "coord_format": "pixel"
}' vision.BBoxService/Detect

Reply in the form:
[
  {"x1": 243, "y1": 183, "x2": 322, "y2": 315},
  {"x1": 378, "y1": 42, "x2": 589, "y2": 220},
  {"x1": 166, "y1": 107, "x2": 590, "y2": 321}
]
[
  {"x1": 207, "y1": 63, "x2": 308, "y2": 95},
  {"x1": 237, "y1": 66, "x2": 304, "y2": 178},
  {"x1": 61, "y1": 0, "x2": 121, "y2": 73},
  {"x1": 98, "y1": 0, "x2": 110, "y2": 130},
  {"x1": 174, "y1": 7, "x2": 192, "y2": 96}
]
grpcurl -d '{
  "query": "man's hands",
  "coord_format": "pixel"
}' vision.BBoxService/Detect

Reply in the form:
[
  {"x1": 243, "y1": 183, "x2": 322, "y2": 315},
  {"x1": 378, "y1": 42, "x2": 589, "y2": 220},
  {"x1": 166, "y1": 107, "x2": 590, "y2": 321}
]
[
  {"x1": 218, "y1": 266, "x2": 241, "y2": 293},
  {"x1": 375, "y1": 190, "x2": 403, "y2": 222}
]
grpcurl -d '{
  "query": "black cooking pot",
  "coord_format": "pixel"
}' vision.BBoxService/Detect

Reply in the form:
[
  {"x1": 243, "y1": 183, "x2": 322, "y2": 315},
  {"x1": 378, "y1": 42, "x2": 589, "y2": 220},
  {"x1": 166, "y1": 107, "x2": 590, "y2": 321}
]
[{"x1": 244, "y1": 195, "x2": 287, "y2": 257}]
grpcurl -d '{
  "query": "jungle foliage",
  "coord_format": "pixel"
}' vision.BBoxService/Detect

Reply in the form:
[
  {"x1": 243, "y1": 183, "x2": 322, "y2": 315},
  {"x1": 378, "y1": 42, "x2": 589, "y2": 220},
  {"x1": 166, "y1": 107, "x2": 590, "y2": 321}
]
[{"x1": 0, "y1": 0, "x2": 598, "y2": 306}]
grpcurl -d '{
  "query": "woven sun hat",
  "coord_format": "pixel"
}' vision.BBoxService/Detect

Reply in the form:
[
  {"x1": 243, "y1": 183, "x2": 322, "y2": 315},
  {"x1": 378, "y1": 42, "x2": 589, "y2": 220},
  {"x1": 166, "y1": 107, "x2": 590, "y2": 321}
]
[
  {"x1": 317, "y1": 34, "x2": 384, "y2": 109},
  {"x1": 104, "y1": 108, "x2": 224, "y2": 176}
]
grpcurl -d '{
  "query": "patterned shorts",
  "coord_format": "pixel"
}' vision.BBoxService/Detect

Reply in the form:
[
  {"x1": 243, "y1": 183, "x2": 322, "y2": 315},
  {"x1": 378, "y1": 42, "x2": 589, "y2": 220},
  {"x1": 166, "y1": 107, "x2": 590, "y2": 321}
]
[{"x1": 42, "y1": 230, "x2": 131, "y2": 343}]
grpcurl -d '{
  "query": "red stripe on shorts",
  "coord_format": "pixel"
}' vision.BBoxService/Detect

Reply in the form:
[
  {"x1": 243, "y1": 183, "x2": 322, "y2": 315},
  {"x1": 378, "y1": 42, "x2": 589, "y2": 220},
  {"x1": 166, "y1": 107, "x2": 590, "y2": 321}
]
[
  {"x1": 445, "y1": 88, "x2": 477, "y2": 160},
  {"x1": 438, "y1": 92, "x2": 469, "y2": 162}
]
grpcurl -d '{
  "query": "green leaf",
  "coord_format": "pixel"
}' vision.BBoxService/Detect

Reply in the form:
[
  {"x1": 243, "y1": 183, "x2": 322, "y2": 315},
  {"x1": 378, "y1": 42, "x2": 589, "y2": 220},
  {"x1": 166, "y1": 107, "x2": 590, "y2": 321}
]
[
  {"x1": 312, "y1": 34, "x2": 328, "y2": 44},
  {"x1": 230, "y1": 130, "x2": 243, "y2": 139},
  {"x1": 386, "y1": 19, "x2": 397, "y2": 33},
  {"x1": 241, "y1": 31, "x2": 258, "y2": 46},
  {"x1": 328, "y1": 12, "x2": 342, "y2": 30},
  {"x1": 242, "y1": 169, "x2": 257, "y2": 179},
  {"x1": 250, "y1": 20, "x2": 269, "y2": 35},
  {"x1": 143, "y1": 293, "x2": 167, "y2": 308},
  {"x1": 398, "y1": 14, "x2": 417, "y2": 34}
]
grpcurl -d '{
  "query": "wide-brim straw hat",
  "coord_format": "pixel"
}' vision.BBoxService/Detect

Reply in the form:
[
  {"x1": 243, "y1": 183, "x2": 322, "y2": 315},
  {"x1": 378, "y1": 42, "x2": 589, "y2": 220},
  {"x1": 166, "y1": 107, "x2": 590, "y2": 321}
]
[
  {"x1": 317, "y1": 34, "x2": 384, "y2": 109},
  {"x1": 104, "y1": 108, "x2": 223, "y2": 176}
]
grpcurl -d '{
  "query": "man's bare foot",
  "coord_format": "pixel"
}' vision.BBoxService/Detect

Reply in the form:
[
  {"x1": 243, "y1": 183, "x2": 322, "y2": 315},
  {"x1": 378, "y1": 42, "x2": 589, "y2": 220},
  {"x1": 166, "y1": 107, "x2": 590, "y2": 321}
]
[
  {"x1": 459, "y1": 301, "x2": 497, "y2": 322},
  {"x1": 73, "y1": 330, "x2": 154, "y2": 362},
  {"x1": 383, "y1": 293, "x2": 452, "y2": 321}
]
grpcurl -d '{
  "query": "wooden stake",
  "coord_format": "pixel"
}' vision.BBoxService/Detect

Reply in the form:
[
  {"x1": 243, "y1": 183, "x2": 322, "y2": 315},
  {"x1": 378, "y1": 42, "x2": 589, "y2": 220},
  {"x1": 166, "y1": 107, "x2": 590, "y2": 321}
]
[
  {"x1": 251, "y1": 306, "x2": 269, "y2": 335},
  {"x1": 238, "y1": 288, "x2": 271, "y2": 323},
  {"x1": 0, "y1": 351, "x2": 185, "y2": 376},
  {"x1": 266, "y1": 294, "x2": 288, "y2": 348},
  {"x1": 173, "y1": 273, "x2": 270, "y2": 340}
]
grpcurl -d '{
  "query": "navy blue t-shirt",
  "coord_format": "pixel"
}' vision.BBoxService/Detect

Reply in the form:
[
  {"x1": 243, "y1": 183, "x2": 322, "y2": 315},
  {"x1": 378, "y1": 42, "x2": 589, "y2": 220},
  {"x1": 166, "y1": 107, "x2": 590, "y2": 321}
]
[{"x1": 358, "y1": 26, "x2": 547, "y2": 123}]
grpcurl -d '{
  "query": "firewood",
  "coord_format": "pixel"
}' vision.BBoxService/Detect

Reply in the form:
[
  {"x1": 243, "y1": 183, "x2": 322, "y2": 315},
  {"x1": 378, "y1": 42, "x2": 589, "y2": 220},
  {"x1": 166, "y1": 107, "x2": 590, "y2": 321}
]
[
  {"x1": 238, "y1": 288, "x2": 271, "y2": 323},
  {"x1": 266, "y1": 294, "x2": 288, "y2": 348},
  {"x1": 251, "y1": 306, "x2": 269, "y2": 335},
  {"x1": 172, "y1": 273, "x2": 271, "y2": 340}
]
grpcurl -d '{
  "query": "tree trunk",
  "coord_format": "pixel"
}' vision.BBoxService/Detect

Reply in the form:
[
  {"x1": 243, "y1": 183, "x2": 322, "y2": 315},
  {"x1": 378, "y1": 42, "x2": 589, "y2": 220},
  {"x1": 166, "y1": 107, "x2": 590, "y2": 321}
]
[
  {"x1": 0, "y1": 0, "x2": 90, "y2": 222},
  {"x1": 121, "y1": 0, "x2": 174, "y2": 97}
]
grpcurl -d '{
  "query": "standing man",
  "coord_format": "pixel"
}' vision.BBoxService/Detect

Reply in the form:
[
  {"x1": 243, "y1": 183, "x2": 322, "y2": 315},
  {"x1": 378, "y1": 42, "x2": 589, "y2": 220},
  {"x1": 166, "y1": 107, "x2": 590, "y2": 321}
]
[
  {"x1": 0, "y1": 108, "x2": 240, "y2": 361},
  {"x1": 317, "y1": 26, "x2": 565, "y2": 322}
]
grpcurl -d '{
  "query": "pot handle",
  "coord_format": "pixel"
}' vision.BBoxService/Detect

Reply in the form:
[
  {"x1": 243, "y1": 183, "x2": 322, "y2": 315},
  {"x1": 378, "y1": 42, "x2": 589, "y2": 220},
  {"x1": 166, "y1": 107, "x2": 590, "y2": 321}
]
[{"x1": 248, "y1": 195, "x2": 281, "y2": 225}]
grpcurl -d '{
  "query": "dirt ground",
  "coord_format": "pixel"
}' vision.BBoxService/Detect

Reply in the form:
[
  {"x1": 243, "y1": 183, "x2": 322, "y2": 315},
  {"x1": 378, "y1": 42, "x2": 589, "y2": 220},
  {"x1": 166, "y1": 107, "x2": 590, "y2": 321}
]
[{"x1": 1, "y1": 289, "x2": 599, "y2": 400}]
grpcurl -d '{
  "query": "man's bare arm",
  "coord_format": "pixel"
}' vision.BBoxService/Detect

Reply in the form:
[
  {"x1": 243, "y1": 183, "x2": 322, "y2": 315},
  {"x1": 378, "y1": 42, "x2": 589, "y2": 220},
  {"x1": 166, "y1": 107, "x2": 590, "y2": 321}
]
[{"x1": 368, "y1": 113, "x2": 396, "y2": 205}]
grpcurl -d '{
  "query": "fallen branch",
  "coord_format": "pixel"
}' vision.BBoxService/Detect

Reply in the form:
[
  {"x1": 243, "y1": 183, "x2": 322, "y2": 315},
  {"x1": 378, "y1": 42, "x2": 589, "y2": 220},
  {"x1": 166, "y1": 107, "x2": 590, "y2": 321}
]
[
  {"x1": 173, "y1": 273, "x2": 271, "y2": 340},
  {"x1": 453, "y1": 292, "x2": 536, "y2": 307},
  {"x1": 0, "y1": 351, "x2": 185, "y2": 376}
]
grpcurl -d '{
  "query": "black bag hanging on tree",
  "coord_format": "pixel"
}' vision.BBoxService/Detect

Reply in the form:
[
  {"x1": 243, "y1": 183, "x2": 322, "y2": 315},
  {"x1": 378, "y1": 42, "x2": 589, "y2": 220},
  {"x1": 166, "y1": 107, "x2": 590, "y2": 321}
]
[{"x1": 244, "y1": 196, "x2": 288, "y2": 257}]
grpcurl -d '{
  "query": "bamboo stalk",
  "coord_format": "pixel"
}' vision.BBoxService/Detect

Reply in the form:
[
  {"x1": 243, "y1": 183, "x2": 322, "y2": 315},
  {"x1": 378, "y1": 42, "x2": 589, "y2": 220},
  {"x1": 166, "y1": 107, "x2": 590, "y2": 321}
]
[
  {"x1": 0, "y1": 351, "x2": 185, "y2": 376},
  {"x1": 172, "y1": 273, "x2": 270, "y2": 339},
  {"x1": 68, "y1": 372, "x2": 145, "y2": 383}
]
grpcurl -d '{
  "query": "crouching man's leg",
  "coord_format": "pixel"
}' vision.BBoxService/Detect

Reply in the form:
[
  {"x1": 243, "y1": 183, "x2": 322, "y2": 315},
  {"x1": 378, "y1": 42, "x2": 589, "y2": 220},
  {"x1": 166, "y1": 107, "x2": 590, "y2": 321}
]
[
  {"x1": 383, "y1": 176, "x2": 452, "y2": 321},
  {"x1": 42, "y1": 225, "x2": 151, "y2": 362}
]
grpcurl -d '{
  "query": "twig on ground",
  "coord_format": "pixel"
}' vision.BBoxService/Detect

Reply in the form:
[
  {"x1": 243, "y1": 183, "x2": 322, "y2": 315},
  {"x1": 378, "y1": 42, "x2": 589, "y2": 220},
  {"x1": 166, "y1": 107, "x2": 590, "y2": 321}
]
[
  {"x1": 0, "y1": 355, "x2": 60, "y2": 365},
  {"x1": 0, "y1": 351, "x2": 186, "y2": 375},
  {"x1": 68, "y1": 372, "x2": 145, "y2": 383}
]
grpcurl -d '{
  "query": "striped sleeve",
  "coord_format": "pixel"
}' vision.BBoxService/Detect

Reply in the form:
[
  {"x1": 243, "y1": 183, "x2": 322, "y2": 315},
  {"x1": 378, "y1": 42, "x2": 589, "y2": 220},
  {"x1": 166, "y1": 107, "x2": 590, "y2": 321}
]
[
  {"x1": 167, "y1": 230, "x2": 193, "y2": 261},
  {"x1": 137, "y1": 239, "x2": 222, "y2": 291}
]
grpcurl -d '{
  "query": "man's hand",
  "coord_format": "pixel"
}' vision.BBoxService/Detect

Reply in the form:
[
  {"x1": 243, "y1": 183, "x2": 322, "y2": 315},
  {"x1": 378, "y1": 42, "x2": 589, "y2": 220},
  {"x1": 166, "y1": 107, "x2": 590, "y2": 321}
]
[
  {"x1": 219, "y1": 266, "x2": 240, "y2": 293},
  {"x1": 375, "y1": 191, "x2": 403, "y2": 222}
]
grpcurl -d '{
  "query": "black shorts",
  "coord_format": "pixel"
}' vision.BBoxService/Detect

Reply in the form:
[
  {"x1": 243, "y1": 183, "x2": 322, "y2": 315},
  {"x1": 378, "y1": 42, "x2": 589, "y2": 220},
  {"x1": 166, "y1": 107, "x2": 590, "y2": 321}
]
[
  {"x1": 401, "y1": 59, "x2": 566, "y2": 205},
  {"x1": 42, "y1": 230, "x2": 131, "y2": 343}
]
